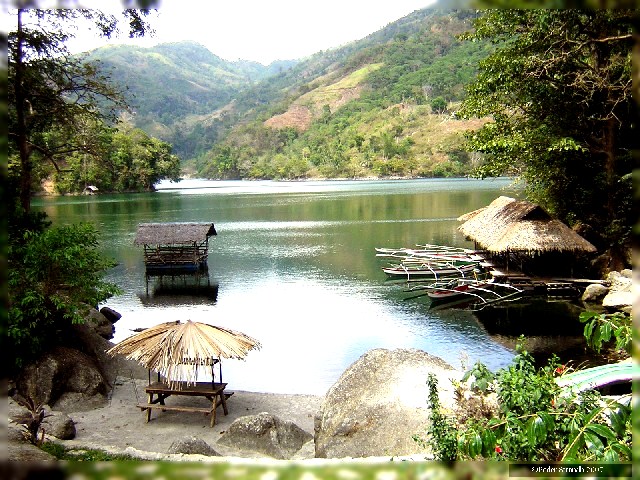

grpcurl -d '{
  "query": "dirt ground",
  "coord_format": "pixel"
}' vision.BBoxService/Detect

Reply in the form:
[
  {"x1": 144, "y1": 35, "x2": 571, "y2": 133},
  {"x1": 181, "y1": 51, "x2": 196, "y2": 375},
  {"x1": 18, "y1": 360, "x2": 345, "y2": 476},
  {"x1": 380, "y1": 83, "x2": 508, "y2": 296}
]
[{"x1": 18, "y1": 376, "x2": 323, "y2": 459}]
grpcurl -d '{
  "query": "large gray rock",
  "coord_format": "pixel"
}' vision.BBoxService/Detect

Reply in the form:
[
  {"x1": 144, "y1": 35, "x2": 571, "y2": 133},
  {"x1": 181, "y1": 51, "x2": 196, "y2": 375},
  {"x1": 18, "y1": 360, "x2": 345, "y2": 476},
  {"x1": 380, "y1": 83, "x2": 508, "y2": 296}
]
[
  {"x1": 7, "y1": 421, "x2": 58, "y2": 463},
  {"x1": 85, "y1": 308, "x2": 115, "y2": 340},
  {"x1": 167, "y1": 436, "x2": 220, "y2": 456},
  {"x1": 581, "y1": 283, "x2": 609, "y2": 302},
  {"x1": 314, "y1": 348, "x2": 460, "y2": 459},
  {"x1": 602, "y1": 270, "x2": 633, "y2": 312},
  {"x1": 607, "y1": 271, "x2": 632, "y2": 292},
  {"x1": 217, "y1": 412, "x2": 313, "y2": 459},
  {"x1": 602, "y1": 291, "x2": 633, "y2": 311},
  {"x1": 41, "y1": 410, "x2": 76, "y2": 440},
  {"x1": 16, "y1": 346, "x2": 108, "y2": 408}
]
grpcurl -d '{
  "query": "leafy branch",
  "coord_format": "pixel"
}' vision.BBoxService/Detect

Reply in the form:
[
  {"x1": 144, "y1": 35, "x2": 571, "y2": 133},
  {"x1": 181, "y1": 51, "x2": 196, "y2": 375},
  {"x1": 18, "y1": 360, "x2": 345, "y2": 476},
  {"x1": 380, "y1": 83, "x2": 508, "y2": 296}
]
[{"x1": 579, "y1": 311, "x2": 631, "y2": 355}]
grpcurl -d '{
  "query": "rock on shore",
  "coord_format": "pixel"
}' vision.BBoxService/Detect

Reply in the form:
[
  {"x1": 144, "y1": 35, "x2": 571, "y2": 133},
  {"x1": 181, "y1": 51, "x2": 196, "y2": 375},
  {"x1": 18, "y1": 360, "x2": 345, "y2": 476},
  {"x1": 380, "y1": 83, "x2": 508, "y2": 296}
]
[
  {"x1": 582, "y1": 269, "x2": 633, "y2": 314},
  {"x1": 314, "y1": 348, "x2": 461, "y2": 459}
]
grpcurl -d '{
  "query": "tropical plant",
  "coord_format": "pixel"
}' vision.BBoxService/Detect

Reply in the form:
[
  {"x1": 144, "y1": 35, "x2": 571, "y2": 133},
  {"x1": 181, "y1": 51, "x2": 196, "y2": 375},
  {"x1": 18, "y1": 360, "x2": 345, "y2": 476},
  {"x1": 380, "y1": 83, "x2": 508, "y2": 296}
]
[
  {"x1": 420, "y1": 339, "x2": 632, "y2": 463},
  {"x1": 579, "y1": 311, "x2": 632, "y2": 355},
  {"x1": 413, "y1": 374, "x2": 458, "y2": 463},
  {"x1": 7, "y1": 223, "x2": 121, "y2": 371},
  {"x1": 12, "y1": 394, "x2": 47, "y2": 446}
]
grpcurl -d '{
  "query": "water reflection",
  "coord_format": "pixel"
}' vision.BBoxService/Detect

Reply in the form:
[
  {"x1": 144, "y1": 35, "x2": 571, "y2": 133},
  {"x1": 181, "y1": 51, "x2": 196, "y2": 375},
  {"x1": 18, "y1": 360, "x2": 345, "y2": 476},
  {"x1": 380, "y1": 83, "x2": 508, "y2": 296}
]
[
  {"x1": 34, "y1": 178, "x2": 535, "y2": 394},
  {"x1": 139, "y1": 271, "x2": 219, "y2": 306}
]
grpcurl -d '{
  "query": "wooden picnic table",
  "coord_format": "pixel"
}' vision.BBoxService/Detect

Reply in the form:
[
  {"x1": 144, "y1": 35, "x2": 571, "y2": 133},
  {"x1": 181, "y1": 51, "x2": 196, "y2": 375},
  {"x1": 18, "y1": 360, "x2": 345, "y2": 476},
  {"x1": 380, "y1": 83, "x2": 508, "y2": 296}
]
[{"x1": 137, "y1": 381, "x2": 232, "y2": 427}]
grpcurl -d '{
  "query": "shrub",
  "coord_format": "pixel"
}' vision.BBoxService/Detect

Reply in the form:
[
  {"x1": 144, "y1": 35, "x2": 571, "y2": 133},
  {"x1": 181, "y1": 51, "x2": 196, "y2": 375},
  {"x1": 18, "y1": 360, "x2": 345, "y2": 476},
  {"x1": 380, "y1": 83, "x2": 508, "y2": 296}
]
[
  {"x1": 8, "y1": 222, "x2": 120, "y2": 372},
  {"x1": 420, "y1": 339, "x2": 632, "y2": 462}
]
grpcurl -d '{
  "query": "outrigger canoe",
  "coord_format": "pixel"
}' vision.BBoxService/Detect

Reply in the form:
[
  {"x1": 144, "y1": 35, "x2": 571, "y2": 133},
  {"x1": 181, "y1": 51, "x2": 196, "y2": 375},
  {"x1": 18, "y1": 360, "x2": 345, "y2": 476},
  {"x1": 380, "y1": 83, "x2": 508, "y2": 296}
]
[
  {"x1": 382, "y1": 261, "x2": 479, "y2": 278},
  {"x1": 411, "y1": 278, "x2": 524, "y2": 305}
]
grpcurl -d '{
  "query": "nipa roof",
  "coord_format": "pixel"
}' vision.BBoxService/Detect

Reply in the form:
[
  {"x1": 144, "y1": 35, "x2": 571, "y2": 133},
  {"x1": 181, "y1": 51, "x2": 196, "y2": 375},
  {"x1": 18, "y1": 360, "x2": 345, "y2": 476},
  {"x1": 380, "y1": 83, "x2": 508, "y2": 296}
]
[
  {"x1": 134, "y1": 222, "x2": 217, "y2": 246},
  {"x1": 457, "y1": 196, "x2": 596, "y2": 254},
  {"x1": 106, "y1": 320, "x2": 260, "y2": 388}
]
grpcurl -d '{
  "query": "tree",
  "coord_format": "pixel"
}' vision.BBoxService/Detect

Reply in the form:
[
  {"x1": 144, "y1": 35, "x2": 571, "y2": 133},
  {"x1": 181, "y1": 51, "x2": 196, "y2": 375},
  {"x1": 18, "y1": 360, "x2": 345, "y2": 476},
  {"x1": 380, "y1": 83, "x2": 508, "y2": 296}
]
[
  {"x1": 457, "y1": 10, "x2": 633, "y2": 259},
  {"x1": 8, "y1": 223, "x2": 121, "y2": 371},
  {"x1": 8, "y1": 8, "x2": 154, "y2": 216},
  {"x1": 430, "y1": 96, "x2": 447, "y2": 114}
]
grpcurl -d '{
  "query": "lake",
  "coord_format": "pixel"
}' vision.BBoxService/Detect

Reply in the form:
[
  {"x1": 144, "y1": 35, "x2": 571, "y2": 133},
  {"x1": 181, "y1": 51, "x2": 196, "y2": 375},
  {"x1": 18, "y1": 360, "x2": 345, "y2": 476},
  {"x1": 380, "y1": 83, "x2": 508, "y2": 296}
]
[{"x1": 34, "y1": 177, "x2": 567, "y2": 395}]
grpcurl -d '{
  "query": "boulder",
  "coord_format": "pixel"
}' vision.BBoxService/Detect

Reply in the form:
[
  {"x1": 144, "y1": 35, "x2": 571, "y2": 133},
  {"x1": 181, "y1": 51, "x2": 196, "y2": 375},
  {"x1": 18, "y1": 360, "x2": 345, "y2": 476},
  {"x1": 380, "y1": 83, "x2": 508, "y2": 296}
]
[
  {"x1": 42, "y1": 410, "x2": 76, "y2": 440},
  {"x1": 217, "y1": 412, "x2": 313, "y2": 459},
  {"x1": 7, "y1": 421, "x2": 58, "y2": 463},
  {"x1": 167, "y1": 436, "x2": 220, "y2": 456},
  {"x1": 85, "y1": 308, "x2": 115, "y2": 340},
  {"x1": 581, "y1": 283, "x2": 609, "y2": 302},
  {"x1": 100, "y1": 306, "x2": 122, "y2": 324},
  {"x1": 602, "y1": 291, "x2": 633, "y2": 312},
  {"x1": 601, "y1": 270, "x2": 633, "y2": 313},
  {"x1": 314, "y1": 348, "x2": 460, "y2": 459},
  {"x1": 607, "y1": 271, "x2": 632, "y2": 292},
  {"x1": 16, "y1": 346, "x2": 108, "y2": 408}
]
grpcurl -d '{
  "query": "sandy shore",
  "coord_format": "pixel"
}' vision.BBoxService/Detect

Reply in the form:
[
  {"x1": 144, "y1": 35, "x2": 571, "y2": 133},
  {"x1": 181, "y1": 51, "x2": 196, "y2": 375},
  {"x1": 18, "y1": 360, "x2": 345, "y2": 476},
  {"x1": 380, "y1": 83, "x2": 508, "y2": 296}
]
[{"x1": 33, "y1": 376, "x2": 324, "y2": 459}]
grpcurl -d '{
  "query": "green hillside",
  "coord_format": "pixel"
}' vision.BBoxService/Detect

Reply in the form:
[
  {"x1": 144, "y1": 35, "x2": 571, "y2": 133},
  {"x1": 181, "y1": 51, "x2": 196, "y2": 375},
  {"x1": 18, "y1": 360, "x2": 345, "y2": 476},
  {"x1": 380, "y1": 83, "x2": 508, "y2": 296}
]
[
  {"x1": 84, "y1": 41, "x2": 297, "y2": 159},
  {"x1": 195, "y1": 10, "x2": 493, "y2": 179},
  {"x1": 84, "y1": 9, "x2": 492, "y2": 179}
]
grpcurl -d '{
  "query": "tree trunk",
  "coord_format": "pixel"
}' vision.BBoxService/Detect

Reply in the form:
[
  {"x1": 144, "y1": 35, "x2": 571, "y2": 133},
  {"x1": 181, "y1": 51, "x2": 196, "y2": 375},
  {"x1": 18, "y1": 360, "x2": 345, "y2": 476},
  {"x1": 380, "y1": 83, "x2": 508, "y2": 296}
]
[{"x1": 15, "y1": 9, "x2": 32, "y2": 215}]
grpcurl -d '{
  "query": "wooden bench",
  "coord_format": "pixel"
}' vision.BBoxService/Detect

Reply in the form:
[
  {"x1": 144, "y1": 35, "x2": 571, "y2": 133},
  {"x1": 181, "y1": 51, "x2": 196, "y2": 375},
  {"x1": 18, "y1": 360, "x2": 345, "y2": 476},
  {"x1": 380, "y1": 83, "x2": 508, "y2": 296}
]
[{"x1": 138, "y1": 382, "x2": 232, "y2": 427}]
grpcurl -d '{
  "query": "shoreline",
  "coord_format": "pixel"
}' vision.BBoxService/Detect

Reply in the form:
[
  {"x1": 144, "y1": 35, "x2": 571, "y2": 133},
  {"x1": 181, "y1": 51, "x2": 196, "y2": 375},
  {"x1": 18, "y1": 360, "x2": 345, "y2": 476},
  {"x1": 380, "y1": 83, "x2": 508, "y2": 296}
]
[
  {"x1": 11, "y1": 377, "x2": 325, "y2": 460},
  {"x1": 34, "y1": 176, "x2": 516, "y2": 197}
]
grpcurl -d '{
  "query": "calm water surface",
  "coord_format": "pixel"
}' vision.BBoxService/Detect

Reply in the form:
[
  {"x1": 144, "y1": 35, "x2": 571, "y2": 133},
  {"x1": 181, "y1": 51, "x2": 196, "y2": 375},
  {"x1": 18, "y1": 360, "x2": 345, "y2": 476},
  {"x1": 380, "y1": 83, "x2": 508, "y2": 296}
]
[{"x1": 35, "y1": 178, "x2": 525, "y2": 394}]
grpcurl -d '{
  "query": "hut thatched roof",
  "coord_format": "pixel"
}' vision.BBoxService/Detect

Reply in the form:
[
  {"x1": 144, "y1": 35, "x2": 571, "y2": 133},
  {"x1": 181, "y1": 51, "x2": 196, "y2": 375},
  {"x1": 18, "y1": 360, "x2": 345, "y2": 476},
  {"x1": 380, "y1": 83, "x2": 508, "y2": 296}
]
[
  {"x1": 134, "y1": 222, "x2": 217, "y2": 246},
  {"x1": 107, "y1": 320, "x2": 260, "y2": 388},
  {"x1": 458, "y1": 196, "x2": 596, "y2": 254}
]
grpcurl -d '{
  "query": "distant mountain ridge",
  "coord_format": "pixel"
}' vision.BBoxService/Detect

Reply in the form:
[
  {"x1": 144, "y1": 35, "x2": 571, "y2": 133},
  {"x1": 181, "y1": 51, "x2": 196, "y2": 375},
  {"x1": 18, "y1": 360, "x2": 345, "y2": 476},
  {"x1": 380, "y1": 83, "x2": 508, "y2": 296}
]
[
  {"x1": 84, "y1": 41, "x2": 297, "y2": 157},
  {"x1": 84, "y1": 9, "x2": 491, "y2": 178}
]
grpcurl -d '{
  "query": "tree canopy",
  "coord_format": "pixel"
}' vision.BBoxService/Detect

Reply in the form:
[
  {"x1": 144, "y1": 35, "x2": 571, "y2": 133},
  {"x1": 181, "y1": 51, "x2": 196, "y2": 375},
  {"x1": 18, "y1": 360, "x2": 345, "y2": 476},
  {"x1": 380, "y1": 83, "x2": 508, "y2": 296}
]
[
  {"x1": 7, "y1": 8, "x2": 156, "y2": 215},
  {"x1": 457, "y1": 9, "x2": 633, "y2": 257}
]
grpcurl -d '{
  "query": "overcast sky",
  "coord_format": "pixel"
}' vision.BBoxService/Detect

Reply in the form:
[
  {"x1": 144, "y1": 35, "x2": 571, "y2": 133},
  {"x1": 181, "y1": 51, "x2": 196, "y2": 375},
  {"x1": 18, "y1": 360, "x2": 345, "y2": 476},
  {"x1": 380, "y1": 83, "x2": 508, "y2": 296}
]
[{"x1": 3, "y1": 0, "x2": 437, "y2": 64}]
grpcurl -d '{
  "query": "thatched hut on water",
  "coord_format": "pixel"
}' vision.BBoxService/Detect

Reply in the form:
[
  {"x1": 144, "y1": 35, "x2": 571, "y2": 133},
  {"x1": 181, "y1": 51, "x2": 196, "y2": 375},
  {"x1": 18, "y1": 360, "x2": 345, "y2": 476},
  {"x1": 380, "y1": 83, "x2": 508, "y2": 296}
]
[
  {"x1": 135, "y1": 222, "x2": 217, "y2": 272},
  {"x1": 458, "y1": 196, "x2": 596, "y2": 275}
]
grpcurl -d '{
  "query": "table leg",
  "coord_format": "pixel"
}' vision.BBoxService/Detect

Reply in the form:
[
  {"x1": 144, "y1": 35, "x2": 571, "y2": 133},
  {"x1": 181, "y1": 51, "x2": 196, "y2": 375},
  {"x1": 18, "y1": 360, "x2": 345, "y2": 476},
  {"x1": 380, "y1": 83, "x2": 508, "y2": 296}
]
[
  {"x1": 210, "y1": 397, "x2": 217, "y2": 427},
  {"x1": 146, "y1": 392, "x2": 153, "y2": 422},
  {"x1": 220, "y1": 391, "x2": 228, "y2": 416}
]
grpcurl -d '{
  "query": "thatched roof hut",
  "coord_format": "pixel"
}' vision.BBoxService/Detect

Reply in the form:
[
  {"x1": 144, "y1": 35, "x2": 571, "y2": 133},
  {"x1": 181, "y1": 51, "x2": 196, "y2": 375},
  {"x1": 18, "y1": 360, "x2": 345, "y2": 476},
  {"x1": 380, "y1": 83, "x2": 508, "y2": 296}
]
[
  {"x1": 134, "y1": 222, "x2": 217, "y2": 246},
  {"x1": 458, "y1": 197, "x2": 596, "y2": 254},
  {"x1": 135, "y1": 222, "x2": 217, "y2": 271}
]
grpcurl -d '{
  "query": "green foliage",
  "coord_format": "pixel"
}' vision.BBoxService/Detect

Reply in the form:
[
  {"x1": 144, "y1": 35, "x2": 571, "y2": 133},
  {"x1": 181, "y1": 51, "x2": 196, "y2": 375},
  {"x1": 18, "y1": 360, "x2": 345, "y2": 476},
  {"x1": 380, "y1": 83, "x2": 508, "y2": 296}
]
[
  {"x1": 458, "y1": 10, "x2": 634, "y2": 246},
  {"x1": 52, "y1": 120, "x2": 181, "y2": 193},
  {"x1": 7, "y1": 223, "x2": 121, "y2": 371},
  {"x1": 8, "y1": 9, "x2": 156, "y2": 210},
  {"x1": 192, "y1": 11, "x2": 490, "y2": 180},
  {"x1": 461, "y1": 361, "x2": 495, "y2": 393},
  {"x1": 450, "y1": 340, "x2": 632, "y2": 462},
  {"x1": 430, "y1": 97, "x2": 447, "y2": 114},
  {"x1": 40, "y1": 442, "x2": 135, "y2": 461},
  {"x1": 414, "y1": 374, "x2": 458, "y2": 463},
  {"x1": 579, "y1": 311, "x2": 631, "y2": 355}
]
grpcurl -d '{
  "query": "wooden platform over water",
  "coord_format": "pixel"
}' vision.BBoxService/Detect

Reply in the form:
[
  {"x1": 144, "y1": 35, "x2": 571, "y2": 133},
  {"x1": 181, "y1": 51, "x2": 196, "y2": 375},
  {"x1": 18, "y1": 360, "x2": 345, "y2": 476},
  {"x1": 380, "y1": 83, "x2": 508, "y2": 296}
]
[{"x1": 488, "y1": 269, "x2": 600, "y2": 297}]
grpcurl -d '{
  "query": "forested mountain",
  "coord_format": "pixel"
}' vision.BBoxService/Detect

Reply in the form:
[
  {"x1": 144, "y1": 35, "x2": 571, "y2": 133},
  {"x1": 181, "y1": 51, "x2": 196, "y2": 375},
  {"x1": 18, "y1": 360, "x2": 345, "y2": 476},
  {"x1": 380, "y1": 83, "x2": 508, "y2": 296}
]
[
  {"x1": 82, "y1": 9, "x2": 491, "y2": 179},
  {"x1": 83, "y1": 42, "x2": 297, "y2": 159},
  {"x1": 195, "y1": 9, "x2": 492, "y2": 179}
]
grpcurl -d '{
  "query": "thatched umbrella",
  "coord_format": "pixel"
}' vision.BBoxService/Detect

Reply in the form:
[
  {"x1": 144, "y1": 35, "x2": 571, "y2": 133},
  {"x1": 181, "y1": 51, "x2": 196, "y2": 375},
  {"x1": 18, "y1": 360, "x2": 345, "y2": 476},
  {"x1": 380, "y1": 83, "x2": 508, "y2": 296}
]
[
  {"x1": 107, "y1": 320, "x2": 261, "y2": 388},
  {"x1": 458, "y1": 196, "x2": 596, "y2": 254}
]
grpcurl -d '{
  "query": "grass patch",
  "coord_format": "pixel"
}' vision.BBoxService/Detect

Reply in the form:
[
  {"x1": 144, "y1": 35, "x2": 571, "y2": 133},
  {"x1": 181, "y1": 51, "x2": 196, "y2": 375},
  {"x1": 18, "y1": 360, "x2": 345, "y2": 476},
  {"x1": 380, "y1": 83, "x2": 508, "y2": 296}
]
[{"x1": 40, "y1": 441, "x2": 135, "y2": 461}]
